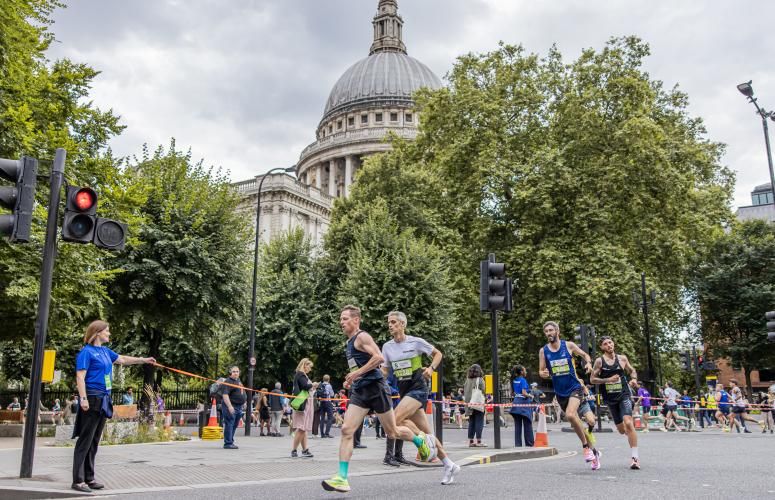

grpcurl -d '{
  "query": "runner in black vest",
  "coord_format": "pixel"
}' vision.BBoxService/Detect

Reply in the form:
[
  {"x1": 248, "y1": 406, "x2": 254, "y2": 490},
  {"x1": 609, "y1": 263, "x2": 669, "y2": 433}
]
[
  {"x1": 322, "y1": 305, "x2": 433, "y2": 494},
  {"x1": 590, "y1": 335, "x2": 641, "y2": 470}
]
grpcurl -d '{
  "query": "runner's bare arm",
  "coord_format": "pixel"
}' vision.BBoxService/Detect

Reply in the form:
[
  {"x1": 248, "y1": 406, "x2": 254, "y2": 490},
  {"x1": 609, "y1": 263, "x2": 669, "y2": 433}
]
[
  {"x1": 620, "y1": 355, "x2": 639, "y2": 387},
  {"x1": 423, "y1": 348, "x2": 443, "y2": 380},
  {"x1": 345, "y1": 332, "x2": 384, "y2": 385},
  {"x1": 538, "y1": 349, "x2": 550, "y2": 378},
  {"x1": 589, "y1": 358, "x2": 605, "y2": 384},
  {"x1": 566, "y1": 341, "x2": 593, "y2": 373}
]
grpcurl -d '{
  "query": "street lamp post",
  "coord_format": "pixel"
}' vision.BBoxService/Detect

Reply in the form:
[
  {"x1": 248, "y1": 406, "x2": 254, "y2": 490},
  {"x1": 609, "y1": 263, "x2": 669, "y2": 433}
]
[
  {"x1": 246, "y1": 166, "x2": 295, "y2": 436},
  {"x1": 633, "y1": 273, "x2": 656, "y2": 394},
  {"x1": 737, "y1": 81, "x2": 775, "y2": 201}
]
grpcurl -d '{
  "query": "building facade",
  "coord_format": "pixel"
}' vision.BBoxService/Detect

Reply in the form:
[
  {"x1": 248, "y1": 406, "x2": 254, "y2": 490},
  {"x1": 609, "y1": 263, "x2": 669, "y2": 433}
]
[
  {"x1": 735, "y1": 182, "x2": 775, "y2": 222},
  {"x1": 235, "y1": 0, "x2": 442, "y2": 244}
]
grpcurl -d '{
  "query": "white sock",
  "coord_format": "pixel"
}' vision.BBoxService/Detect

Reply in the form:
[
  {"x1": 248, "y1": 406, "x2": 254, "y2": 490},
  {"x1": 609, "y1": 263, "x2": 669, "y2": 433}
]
[
  {"x1": 442, "y1": 456, "x2": 454, "y2": 468},
  {"x1": 631, "y1": 447, "x2": 638, "y2": 459}
]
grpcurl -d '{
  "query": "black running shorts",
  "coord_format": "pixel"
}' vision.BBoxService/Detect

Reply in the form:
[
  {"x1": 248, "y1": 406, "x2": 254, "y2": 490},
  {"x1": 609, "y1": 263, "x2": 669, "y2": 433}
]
[
  {"x1": 348, "y1": 379, "x2": 393, "y2": 414},
  {"x1": 557, "y1": 388, "x2": 585, "y2": 413},
  {"x1": 606, "y1": 397, "x2": 633, "y2": 425}
]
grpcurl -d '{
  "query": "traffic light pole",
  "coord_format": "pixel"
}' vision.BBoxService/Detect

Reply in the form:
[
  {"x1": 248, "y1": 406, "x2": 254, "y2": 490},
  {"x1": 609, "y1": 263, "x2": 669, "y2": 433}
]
[
  {"x1": 691, "y1": 345, "x2": 703, "y2": 429},
  {"x1": 640, "y1": 273, "x2": 656, "y2": 395},
  {"x1": 20, "y1": 148, "x2": 65, "y2": 478},
  {"x1": 491, "y1": 309, "x2": 501, "y2": 449}
]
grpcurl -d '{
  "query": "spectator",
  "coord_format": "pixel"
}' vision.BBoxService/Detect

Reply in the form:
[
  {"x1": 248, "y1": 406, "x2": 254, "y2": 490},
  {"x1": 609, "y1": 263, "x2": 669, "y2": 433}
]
[
  {"x1": 318, "y1": 374, "x2": 335, "y2": 438},
  {"x1": 464, "y1": 363, "x2": 486, "y2": 447},
  {"x1": 452, "y1": 388, "x2": 464, "y2": 428},
  {"x1": 529, "y1": 382, "x2": 545, "y2": 422},
  {"x1": 335, "y1": 389, "x2": 347, "y2": 428},
  {"x1": 257, "y1": 389, "x2": 271, "y2": 436},
  {"x1": 122, "y1": 388, "x2": 134, "y2": 405},
  {"x1": 7, "y1": 397, "x2": 21, "y2": 410},
  {"x1": 268, "y1": 382, "x2": 284, "y2": 437},
  {"x1": 62, "y1": 396, "x2": 77, "y2": 425},
  {"x1": 71, "y1": 319, "x2": 154, "y2": 493},
  {"x1": 220, "y1": 366, "x2": 246, "y2": 449},
  {"x1": 509, "y1": 364, "x2": 534, "y2": 447},
  {"x1": 290, "y1": 358, "x2": 317, "y2": 458}
]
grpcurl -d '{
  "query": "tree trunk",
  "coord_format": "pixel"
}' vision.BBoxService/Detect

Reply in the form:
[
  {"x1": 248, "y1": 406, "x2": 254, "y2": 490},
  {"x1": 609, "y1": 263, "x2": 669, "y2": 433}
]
[
  {"x1": 140, "y1": 326, "x2": 163, "y2": 418},
  {"x1": 743, "y1": 364, "x2": 753, "y2": 399}
]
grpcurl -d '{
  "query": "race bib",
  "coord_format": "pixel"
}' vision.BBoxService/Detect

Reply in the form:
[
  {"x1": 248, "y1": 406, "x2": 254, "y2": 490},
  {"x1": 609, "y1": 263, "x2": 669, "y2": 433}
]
[
  {"x1": 347, "y1": 357, "x2": 358, "y2": 373},
  {"x1": 391, "y1": 356, "x2": 422, "y2": 381},
  {"x1": 605, "y1": 381, "x2": 622, "y2": 393},
  {"x1": 550, "y1": 358, "x2": 570, "y2": 376},
  {"x1": 104, "y1": 374, "x2": 112, "y2": 390}
]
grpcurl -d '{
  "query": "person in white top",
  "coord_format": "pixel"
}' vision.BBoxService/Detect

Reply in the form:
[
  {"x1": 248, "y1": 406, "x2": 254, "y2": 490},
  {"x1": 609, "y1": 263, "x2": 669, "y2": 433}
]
[{"x1": 660, "y1": 382, "x2": 689, "y2": 431}]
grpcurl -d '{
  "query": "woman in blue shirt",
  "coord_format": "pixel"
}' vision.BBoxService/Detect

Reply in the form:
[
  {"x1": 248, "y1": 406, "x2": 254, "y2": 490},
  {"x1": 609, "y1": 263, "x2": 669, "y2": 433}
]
[
  {"x1": 71, "y1": 320, "x2": 155, "y2": 493},
  {"x1": 509, "y1": 365, "x2": 535, "y2": 447}
]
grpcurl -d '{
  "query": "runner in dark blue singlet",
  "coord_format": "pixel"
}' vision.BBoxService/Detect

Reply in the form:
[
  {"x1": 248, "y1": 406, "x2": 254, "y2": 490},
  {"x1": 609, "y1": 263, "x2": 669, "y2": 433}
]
[{"x1": 539, "y1": 321, "x2": 601, "y2": 469}]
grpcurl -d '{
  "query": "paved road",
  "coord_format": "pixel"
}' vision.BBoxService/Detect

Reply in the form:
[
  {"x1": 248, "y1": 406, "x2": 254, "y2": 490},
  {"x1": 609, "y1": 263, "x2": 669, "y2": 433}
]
[{"x1": 101, "y1": 426, "x2": 774, "y2": 500}]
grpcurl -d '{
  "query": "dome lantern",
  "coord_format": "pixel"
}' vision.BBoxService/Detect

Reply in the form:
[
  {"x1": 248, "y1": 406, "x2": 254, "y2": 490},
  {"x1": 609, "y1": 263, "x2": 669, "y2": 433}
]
[{"x1": 370, "y1": 0, "x2": 407, "y2": 55}]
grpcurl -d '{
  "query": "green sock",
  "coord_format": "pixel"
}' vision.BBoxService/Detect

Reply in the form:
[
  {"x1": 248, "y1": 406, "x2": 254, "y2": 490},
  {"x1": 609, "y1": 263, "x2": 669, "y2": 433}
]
[
  {"x1": 412, "y1": 435, "x2": 423, "y2": 447},
  {"x1": 339, "y1": 461, "x2": 349, "y2": 479}
]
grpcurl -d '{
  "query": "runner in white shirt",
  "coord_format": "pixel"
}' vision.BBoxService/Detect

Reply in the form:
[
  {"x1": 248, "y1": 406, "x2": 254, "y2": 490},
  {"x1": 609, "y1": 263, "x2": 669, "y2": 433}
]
[{"x1": 661, "y1": 382, "x2": 689, "y2": 431}]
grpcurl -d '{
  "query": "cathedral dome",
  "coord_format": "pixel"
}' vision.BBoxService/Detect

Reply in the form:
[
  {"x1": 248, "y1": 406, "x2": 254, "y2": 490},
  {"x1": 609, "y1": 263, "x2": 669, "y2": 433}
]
[{"x1": 322, "y1": 52, "x2": 442, "y2": 123}]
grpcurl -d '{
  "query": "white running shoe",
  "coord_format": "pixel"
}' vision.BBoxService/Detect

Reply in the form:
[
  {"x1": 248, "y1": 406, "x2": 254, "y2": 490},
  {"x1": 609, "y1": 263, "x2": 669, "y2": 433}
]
[
  {"x1": 425, "y1": 433, "x2": 438, "y2": 462},
  {"x1": 441, "y1": 463, "x2": 461, "y2": 485}
]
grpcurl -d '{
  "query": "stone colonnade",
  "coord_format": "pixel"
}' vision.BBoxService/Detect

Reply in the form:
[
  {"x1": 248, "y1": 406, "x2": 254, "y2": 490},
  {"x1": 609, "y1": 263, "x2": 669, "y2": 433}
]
[{"x1": 299, "y1": 155, "x2": 362, "y2": 198}]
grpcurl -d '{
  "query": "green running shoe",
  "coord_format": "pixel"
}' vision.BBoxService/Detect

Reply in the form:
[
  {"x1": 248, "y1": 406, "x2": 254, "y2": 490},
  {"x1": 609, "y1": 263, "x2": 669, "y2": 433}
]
[
  {"x1": 416, "y1": 432, "x2": 431, "y2": 462},
  {"x1": 322, "y1": 475, "x2": 350, "y2": 493}
]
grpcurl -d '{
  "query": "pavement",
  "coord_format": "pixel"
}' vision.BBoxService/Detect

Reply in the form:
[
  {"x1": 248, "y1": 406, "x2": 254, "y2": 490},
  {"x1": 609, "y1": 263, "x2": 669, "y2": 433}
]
[{"x1": 0, "y1": 420, "x2": 557, "y2": 498}]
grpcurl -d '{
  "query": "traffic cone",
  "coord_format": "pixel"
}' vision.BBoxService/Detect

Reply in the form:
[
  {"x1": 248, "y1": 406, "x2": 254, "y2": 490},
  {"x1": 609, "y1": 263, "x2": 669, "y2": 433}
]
[
  {"x1": 164, "y1": 410, "x2": 172, "y2": 430},
  {"x1": 534, "y1": 405, "x2": 549, "y2": 447},
  {"x1": 633, "y1": 413, "x2": 643, "y2": 430},
  {"x1": 207, "y1": 399, "x2": 218, "y2": 427},
  {"x1": 179, "y1": 412, "x2": 185, "y2": 426}
]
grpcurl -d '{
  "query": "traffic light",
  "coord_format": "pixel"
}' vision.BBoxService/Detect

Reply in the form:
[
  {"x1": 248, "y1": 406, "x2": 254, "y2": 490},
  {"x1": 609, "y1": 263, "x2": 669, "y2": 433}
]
[
  {"x1": 61, "y1": 186, "x2": 127, "y2": 250},
  {"x1": 574, "y1": 324, "x2": 590, "y2": 354},
  {"x1": 61, "y1": 186, "x2": 97, "y2": 243},
  {"x1": 0, "y1": 156, "x2": 38, "y2": 243},
  {"x1": 767, "y1": 311, "x2": 775, "y2": 343},
  {"x1": 479, "y1": 256, "x2": 513, "y2": 312},
  {"x1": 697, "y1": 354, "x2": 704, "y2": 369},
  {"x1": 678, "y1": 350, "x2": 691, "y2": 370}
]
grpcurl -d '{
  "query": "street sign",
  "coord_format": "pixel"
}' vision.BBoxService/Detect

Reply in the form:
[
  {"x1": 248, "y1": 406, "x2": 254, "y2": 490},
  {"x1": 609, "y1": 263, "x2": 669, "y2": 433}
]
[{"x1": 249, "y1": 357, "x2": 256, "y2": 366}]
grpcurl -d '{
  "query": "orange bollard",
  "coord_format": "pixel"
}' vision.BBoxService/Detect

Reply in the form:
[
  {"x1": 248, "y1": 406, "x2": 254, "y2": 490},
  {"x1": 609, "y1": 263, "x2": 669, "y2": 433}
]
[
  {"x1": 425, "y1": 400, "x2": 433, "y2": 415},
  {"x1": 179, "y1": 412, "x2": 185, "y2": 426}
]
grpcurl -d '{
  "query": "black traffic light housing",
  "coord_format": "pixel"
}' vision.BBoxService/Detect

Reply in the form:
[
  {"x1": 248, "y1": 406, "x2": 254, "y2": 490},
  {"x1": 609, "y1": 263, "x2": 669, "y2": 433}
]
[
  {"x1": 480, "y1": 254, "x2": 513, "y2": 312},
  {"x1": 61, "y1": 186, "x2": 97, "y2": 243},
  {"x1": 574, "y1": 324, "x2": 596, "y2": 355},
  {"x1": 767, "y1": 311, "x2": 775, "y2": 343},
  {"x1": 61, "y1": 185, "x2": 127, "y2": 250},
  {"x1": 678, "y1": 350, "x2": 691, "y2": 370},
  {"x1": 0, "y1": 156, "x2": 38, "y2": 243}
]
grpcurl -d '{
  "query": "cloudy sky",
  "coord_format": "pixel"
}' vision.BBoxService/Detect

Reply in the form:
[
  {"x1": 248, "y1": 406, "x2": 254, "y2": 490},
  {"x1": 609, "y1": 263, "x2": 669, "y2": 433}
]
[{"x1": 47, "y1": 0, "x2": 774, "y2": 208}]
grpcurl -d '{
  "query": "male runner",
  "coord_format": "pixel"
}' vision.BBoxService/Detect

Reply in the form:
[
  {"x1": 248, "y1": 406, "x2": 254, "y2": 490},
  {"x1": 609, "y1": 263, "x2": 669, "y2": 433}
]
[
  {"x1": 538, "y1": 321, "x2": 601, "y2": 470},
  {"x1": 322, "y1": 305, "x2": 435, "y2": 493},
  {"x1": 729, "y1": 379, "x2": 756, "y2": 433},
  {"x1": 714, "y1": 383, "x2": 731, "y2": 432},
  {"x1": 590, "y1": 336, "x2": 641, "y2": 469},
  {"x1": 381, "y1": 311, "x2": 460, "y2": 485}
]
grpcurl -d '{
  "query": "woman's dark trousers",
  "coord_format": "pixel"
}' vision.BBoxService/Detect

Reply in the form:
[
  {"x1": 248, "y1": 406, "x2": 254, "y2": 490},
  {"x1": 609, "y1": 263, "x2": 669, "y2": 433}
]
[
  {"x1": 511, "y1": 414, "x2": 534, "y2": 447},
  {"x1": 72, "y1": 405, "x2": 107, "y2": 484}
]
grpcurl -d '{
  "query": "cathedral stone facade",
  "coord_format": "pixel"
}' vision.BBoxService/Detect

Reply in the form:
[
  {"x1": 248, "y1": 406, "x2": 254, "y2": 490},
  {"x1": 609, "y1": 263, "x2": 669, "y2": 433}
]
[{"x1": 235, "y1": 0, "x2": 442, "y2": 245}]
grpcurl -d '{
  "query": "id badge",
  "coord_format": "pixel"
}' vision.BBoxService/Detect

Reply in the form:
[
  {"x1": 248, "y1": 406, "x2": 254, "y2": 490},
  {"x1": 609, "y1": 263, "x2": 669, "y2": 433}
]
[{"x1": 104, "y1": 374, "x2": 112, "y2": 390}]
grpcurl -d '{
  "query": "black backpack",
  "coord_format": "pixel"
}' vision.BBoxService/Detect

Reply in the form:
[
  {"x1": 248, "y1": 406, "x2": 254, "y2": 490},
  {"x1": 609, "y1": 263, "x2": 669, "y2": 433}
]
[{"x1": 209, "y1": 378, "x2": 226, "y2": 403}]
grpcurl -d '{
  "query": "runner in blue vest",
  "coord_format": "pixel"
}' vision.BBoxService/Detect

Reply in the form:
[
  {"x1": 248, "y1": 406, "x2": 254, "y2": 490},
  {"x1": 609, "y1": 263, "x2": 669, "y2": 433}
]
[{"x1": 538, "y1": 321, "x2": 601, "y2": 470}]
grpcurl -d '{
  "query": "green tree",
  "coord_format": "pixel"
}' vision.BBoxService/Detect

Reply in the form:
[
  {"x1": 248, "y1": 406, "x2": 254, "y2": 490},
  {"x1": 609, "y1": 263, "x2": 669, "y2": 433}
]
[
  {"x1": 331, "y1": 200, "x2": 459, "y2": 375},
  {"x1": 694, "y1": 220, "x2": 775, "y2": 396},
  {"x1": 0, "y1": 0, "x2": 132, "y2": 383},
  {"x1": 109, "y1": 143, "x2": 251, "y2": 390},
  {"x1": 336, "y1": 37, "x2": 733, "y2": 375},
  {"x1": 226, "y1": 227, "x2": 335, "y2": 387}
]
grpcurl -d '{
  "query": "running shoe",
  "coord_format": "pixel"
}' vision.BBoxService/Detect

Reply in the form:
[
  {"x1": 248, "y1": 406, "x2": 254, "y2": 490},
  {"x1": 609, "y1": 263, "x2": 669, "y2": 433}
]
[
  {"x1": 630, "y1": 457, "x2": 640, "y2": 470},
  {"x1": 722, "y1": 426, "x2": 729, "y2": 432},
  {"x1": 585, "y1": 427, "x2": 596, "y2": 447},
  {"x1": 441, "y1": 463, "x2": 461, "y2": 485},
  {"x1": 591, "y1": 449, "x2": 601, "y2": 471},
  {"x1": 583, "y1": 447, "x2": 595, "y2": 462},
  {"x1": 416, "y1": 432, "x2": 432, "y2": 462},
  {"x1": 322, "y1": 475, "x2": 350, "y2": 493}
]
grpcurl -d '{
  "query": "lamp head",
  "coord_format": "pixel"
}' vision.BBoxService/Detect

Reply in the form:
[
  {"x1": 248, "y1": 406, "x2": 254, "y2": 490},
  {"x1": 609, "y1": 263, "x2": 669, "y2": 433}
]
[{"x1": 737, "y1": 81, "x2": 754, "y2": 98}]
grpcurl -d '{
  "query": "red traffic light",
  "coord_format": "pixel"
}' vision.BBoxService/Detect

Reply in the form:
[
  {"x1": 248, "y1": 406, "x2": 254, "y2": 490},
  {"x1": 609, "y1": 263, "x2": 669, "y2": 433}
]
[{"x1": 72, "y1": 188, "x2": 96, "y2": 212}]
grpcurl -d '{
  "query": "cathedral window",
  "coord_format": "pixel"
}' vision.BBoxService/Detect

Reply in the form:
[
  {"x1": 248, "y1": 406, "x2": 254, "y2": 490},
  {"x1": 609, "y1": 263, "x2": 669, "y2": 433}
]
[
  {"x1": 337, "y1": 120, "x2": 343, "y2": 130},
  {"x1": 405, "y1": 113, "x2": 413, "y2": 122},
  {"x1": 390, "y1": 112, "x2": 398, "y2": 122},
  {"x1": 361, "y1": 114, "x2": 368, "y2": 125},
  {"x1": 375, "y1": 112, "x2": 383, "y2": 123},
  {"x1": 348, "y1": 117, "x2": 355, "y2": 127}
]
